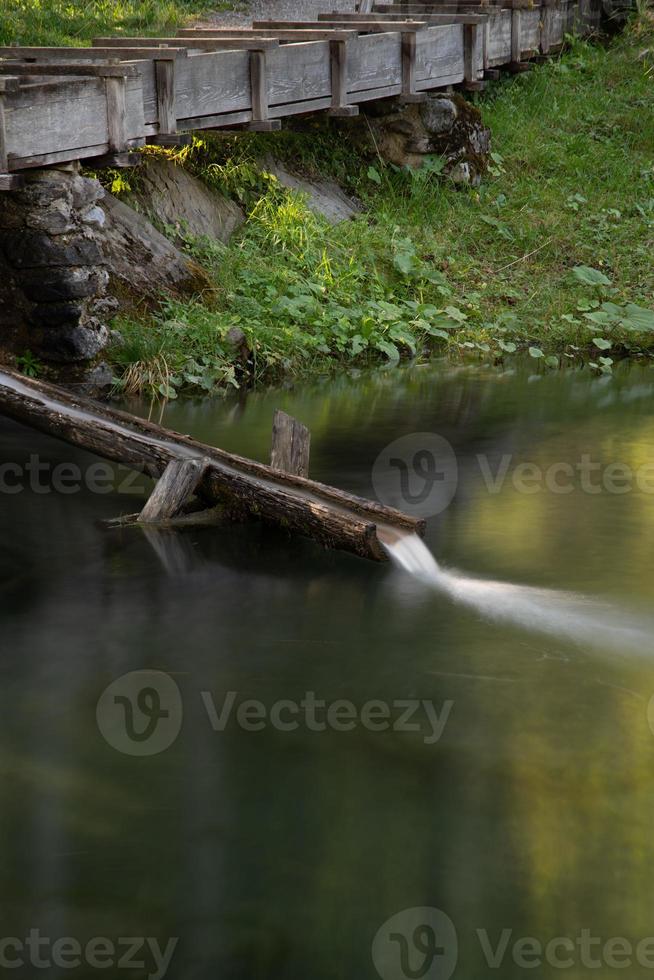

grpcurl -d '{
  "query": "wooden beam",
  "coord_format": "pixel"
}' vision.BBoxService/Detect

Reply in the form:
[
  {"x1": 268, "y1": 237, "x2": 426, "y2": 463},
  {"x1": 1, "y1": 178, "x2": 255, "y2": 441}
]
[
  {"x1": 139, "y1": 458, "x2": 208, "y2": 523},
  {"x1": 0, "y1": 46, "x2": 188, "y2": 60},
  {"x1": 254, "y1": 19, "x2": 429, "y2": 31},
  {"x1": 464, "y1": 21, "x2": 483, "y2": 83},
  {"x1": 0, "y1": 173, "x2": 25, "y2": 190},
  {"x1": 0, "y1": 62, "x2": 140, "y2": 77},
  {"x1": 400, "y1": 30, "x2": 426, "y2": 101},
  {"x1": 511, "y1": 5, "x2": 522, "y2": 62},
  {"x1": 92, "y1": 36, "x2": 281, "y2": 50},
  {"x1": 178, "y1": 28, "x2": 358, "y2": 41},
  {"x1": 0, "y1": 368, "x2": 424, "y2": 561},
  {"x1": 270, "y1": 411, "x2": 311, "y2": 478}
]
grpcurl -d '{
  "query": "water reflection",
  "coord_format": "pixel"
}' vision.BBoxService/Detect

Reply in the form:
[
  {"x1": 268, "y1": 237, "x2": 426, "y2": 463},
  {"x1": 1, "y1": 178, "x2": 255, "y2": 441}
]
[{"x1": 0, "y1": 360, "x2": 653, "y2": 978}]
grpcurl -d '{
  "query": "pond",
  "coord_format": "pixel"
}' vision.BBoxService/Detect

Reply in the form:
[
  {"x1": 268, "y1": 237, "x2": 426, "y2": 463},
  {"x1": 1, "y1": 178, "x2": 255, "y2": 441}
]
[{"x1": 0, "y1": 359, "x2": 653, "y2": 979}]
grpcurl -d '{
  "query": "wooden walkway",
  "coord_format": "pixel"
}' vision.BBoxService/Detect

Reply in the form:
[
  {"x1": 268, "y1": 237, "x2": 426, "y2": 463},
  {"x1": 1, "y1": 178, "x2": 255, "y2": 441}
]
[{"x1": 0, "y1": 0, "x2": 601, "y2": 189}]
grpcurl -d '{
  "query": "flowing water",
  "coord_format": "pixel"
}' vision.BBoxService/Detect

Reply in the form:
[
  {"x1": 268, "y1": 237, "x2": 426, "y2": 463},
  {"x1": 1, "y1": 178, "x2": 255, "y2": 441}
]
[{"x1": 1, "y1": 359, "x2": 654, "y2": 979}]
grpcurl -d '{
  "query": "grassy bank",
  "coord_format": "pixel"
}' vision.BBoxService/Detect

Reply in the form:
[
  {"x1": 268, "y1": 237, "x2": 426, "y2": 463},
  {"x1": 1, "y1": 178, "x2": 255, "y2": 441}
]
[
  {"x1": 106, "y1": 14, "x2": 654, "y2": 397},
  {"x1": 0, "y1": 0, "x2": 236, "y2": 46}
]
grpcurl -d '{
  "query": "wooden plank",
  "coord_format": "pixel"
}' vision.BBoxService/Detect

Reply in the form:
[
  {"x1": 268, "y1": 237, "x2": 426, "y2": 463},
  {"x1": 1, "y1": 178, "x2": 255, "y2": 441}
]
[
  {"x1": 139, "y1": 458, "x2": 207, "y2": 523},
  {"x1": 0, "y1": 46, "x2": 188, "y2": 60},
  {"x1": 255, "y1": 19, "x2": 428, "y2": 31},
  {"x1": 415, "y1": 25, "x2": 465, "y2": 85},
  {"x1": 267, "y1": 40, "x2": 332, "y2": 106},
  {"x1": 178, "y1": 28, "x2": 358, "y2": 41},
  {"x1": 347, "y1": 31, "x2": 403, "y2": 93},
  {"x1": 0, "y1": 173, "x2": 24, "y2": 190},
  {"x1": 520, "y1": 7, "x2": 541, "y2": 51},
  {"x1": 92, "y1": 36, "x2": 281, "y2": 51},
  {"x1": 5, "y1": 75, "x2": 144, "y2": 166},
  {"x1": 0, "y1": 62, "x2": 140, "y2": 77},
  {"x1": 486, "y1": 8, "x2": 512, "y2": 64},
  {"x1": 143, "y1": 49, "x2": 250, "y2": 127},
  {"x1": 270, "y1": 411, "x2": 311, "y2": 478}
]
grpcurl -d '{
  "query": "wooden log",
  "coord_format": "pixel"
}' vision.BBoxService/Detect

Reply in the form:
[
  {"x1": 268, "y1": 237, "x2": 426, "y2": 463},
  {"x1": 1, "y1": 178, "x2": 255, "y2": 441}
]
[
  {"x1": 270, "y1": 410, "x2": 311, "y2": 478},
  {"x1": 0, "y1": 368, "x2": 424, "y2": 561},
  {"x1": 139, "y1": 457, "x2": 207, "y2": 523}
]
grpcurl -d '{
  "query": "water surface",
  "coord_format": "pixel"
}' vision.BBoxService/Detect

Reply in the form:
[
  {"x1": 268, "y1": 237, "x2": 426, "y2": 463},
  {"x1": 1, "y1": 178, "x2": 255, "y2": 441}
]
[{"x1": 1, "y1": 360, "x2": 653, "y2": 979}]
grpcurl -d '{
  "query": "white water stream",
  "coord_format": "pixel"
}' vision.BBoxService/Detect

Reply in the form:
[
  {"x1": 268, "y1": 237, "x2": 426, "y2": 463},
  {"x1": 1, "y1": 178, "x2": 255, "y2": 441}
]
[{"x1": 381, "y1": 531, "x2": 652, "y2": 654}]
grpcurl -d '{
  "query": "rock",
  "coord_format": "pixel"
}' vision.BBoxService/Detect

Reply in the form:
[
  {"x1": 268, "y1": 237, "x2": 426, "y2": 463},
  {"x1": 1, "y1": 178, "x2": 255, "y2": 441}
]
[
  {"x1": 123, "y1": 156, "x2": 245, "y2": 243},
  {"x1": 31, "y1": 320, "x2": 109, "y2": 363},
  {"x1": 341, "y1": 94, "x2": 491, "y2": 186},
  {"x1": 264, "y1": 158, "x2": 361, "y2": 224},
  {"x1": 95, "y1": 193, "x2": 211, "y2": 308},
  {"x1": 20, "y1": 268, "x2": 105, "y2": 303}
]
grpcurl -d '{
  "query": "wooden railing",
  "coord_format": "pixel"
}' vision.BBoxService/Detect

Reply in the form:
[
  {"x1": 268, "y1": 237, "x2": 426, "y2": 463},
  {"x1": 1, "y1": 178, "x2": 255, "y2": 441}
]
[{"x1": 0, "y1": 0, "x2": 602, "y2": 189}]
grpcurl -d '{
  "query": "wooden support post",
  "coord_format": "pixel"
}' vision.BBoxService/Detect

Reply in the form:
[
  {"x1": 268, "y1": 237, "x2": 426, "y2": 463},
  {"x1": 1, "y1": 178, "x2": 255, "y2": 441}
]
[
  {"x1": 358, "y1": 0, "x2": 375, "y2": 10},
  {"x1": 104, "y1": 65, "x2": 128, "y2": 153},
  {"x1": 154, "y1": 53, "x2": 177, "y2": 138},
  {"x1": 270, "y1": 410, "x2": 311, "y2": 479},
  {"x1": 327, "y1": 39, "x2": 358, "y2": 117},
  {"x1": 248, "y1": 49, "x2": 280, "y2": 131},
  {"x1": 138, "y1": 458, "x2": 207, "y2": 524},
  {"x1": 400, "y1": 31, "x2": 427, "y2": 103},
  {"x1": 463, "y1": 22, "x2": 485, "y2": 89},
  {"x1": 540, "y1": 0, "x2": 555, "y2": 53},
  {"x1": 511, "y1": 5, "x2": 523, "y2": 63},
  {"x1": 0, "y1": 78, "x2": 23, "y2": 189}
]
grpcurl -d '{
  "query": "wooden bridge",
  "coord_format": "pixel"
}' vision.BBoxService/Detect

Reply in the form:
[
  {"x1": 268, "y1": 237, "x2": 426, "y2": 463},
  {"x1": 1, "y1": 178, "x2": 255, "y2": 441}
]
[{"x1": 0, "y1": 0, "x2": 601, "y2": 189}]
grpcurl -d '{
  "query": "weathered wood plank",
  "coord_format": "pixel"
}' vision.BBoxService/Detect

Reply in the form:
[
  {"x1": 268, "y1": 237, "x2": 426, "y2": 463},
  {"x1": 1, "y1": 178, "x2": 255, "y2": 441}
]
[
  {"x1": 0, "y1": 46, "x2": 188, "y2": 60},
  {"x1": 5, "y1": 74, "x2": 144, "y2": 166},
  {"x1": 415, "y1": 25, "x2": 464, "y2": 85},
  {"x1": 155, "y1": 57, "x2": 176, "y2": 133},
  {"x1": 270, "y1": 410, "x2": 311, "y2": 478},
  {"x1": 139, "y1": 458, "x2": 207, "y2": 523},
  {"x1": 93, "y1": 35, "x2": 280, "y2": 50},
  {"x1": 178, "y1": 28, "x2": 358, "y2": 41},
  {"x1": 486, "y1": 8, "x2": 512, "y2": 65}
]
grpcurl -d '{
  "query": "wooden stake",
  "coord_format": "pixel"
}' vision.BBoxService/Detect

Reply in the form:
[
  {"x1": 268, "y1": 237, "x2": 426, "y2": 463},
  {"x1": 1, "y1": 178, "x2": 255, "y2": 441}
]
[
  {"x1": 104, "y1": 65, "x2": 128, "y2": 153},
  {"x1": 154, "y1": 54, "x2": 177, "y2": 136},
  {"x1": 270, "y1": 410, "x2": 311, "y2": 478},
  {"x1": 139, "y1": 457, "x2": 207, "y2": 524}
]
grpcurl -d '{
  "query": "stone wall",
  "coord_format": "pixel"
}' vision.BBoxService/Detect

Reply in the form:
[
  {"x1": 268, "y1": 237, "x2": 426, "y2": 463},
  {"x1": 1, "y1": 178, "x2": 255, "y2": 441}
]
[{"x1": 0, "y1": 166, "x2": 111, "y2": 363}]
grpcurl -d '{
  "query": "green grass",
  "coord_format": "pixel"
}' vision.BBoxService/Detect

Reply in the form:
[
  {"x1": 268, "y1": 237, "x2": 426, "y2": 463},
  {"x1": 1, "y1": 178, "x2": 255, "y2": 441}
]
[
  {"x1": 107, "y1": 15, "x2": 654, "y2": 397},
  {"x1": 0, "y1": 0, "x2": 237, "y2": 46}
]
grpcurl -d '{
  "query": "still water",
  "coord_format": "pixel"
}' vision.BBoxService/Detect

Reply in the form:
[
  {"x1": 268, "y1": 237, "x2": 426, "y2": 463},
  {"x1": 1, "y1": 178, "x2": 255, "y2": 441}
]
[{"x1": 1, "y1": 360, "x2": 653, "y2": 979}]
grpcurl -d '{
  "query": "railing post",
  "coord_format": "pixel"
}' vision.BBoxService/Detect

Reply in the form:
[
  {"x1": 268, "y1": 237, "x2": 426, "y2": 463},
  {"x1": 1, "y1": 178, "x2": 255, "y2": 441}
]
[
  {"x1": 248, "y1": 48, "x2": 280, "y2": 131},
  {"x1": 328, "y1": 38, "x2": 358, "y2": 116},
  {"x1": 0, "y1": 77, "x2": 24, "y2": 190}
]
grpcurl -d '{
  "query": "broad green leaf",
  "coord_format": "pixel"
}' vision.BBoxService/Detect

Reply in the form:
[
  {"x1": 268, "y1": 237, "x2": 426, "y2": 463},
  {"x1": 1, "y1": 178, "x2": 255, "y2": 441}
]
[
  {"x1": 375, "y1": 340, "x2": 400, "y2": 364},
  {"x1": 571, "y1": 265, "x2": 611, "y2": 287},
  {"x1": 545, "y1": 355, "x2": 559, "y2": 368},
  {"x1": 529, "y1": 347, "x2": 544, "y2": 358},
  {"x1": 367, "y1": 166, "x2": 382, "y2": 184},
  {"x1": 592, "y1": 337, "x2": 612, "y2": 350},
  {"x1": 497, "y1": 340, "x2": 517, "y2": 353},
  {"x1": 621, "y1": 304, "x2": 654, "y2": 332}
]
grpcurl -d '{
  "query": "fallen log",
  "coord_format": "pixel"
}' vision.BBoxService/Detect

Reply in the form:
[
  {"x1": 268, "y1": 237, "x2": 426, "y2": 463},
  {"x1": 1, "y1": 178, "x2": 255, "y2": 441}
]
[{"x1": 0, "y1": 368, "x2": 424, "y2": 561}]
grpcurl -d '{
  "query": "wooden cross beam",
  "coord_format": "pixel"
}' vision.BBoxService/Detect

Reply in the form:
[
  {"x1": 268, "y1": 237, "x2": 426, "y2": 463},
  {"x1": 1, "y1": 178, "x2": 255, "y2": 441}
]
[{"x1": 92, "y1": 36, "x2": 281, "y2": 50}]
